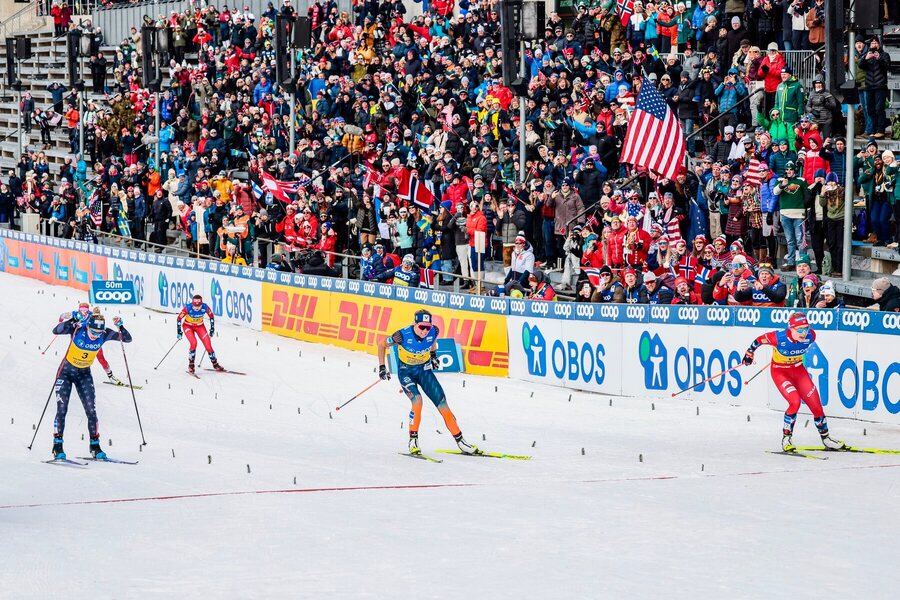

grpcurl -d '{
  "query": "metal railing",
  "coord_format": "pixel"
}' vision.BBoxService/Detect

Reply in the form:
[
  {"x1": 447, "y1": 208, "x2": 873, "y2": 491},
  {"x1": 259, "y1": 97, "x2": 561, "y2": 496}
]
[
  {"x1": 675, "y1": 49, "x2": 820, "y2": 90},
  {"x1": 38, "y1": 215, "x2": 219, "y2": 258},
  {"x1": 2, "y1": 1, "x2": 44, "y2": 38}
]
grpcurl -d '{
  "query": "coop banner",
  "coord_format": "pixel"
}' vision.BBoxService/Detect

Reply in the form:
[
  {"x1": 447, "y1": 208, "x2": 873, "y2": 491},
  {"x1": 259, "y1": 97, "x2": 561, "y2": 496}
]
[{"x1": 261, "y1": 281, "x2": 508, "y2": 377}]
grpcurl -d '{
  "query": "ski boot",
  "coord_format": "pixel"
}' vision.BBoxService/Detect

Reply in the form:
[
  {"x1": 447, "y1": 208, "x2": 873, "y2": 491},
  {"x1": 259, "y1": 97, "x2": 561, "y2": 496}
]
[
  {"x1": 89, "y1": 438, "x2": 108, "y2": 460},
  {"x1": 52, "y1": 437, "x2": 65, "y2": 460},
  {"x1": 782, "y1": 434, "x2": 795, "y2": 452},
  {"x1": 821, "y1": 434, "x2": 847, "y2": 450},
  {"x1": 211, "y1": 360, "x2": 225, "y2": 372},
  {"x1": 408, "y1": 433, "x2": 421, "y2": 455},
  {"x1": 454, "y1": 433, "x2": 481, "y2": 455},
  {"x1": 106, "y1": 370, "x2": 123, "y2": 386},
  {"x1": 188, "y1": 359, "x2": 195, "y2": 374}
]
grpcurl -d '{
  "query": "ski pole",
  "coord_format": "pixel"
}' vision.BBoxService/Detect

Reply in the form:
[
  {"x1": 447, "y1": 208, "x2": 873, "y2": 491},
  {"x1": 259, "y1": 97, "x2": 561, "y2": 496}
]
[
  {"x1": 335, "y1": 379, "x2": 382, "y2": 411},
  {"x1": 28, "y1": 339, "x2": 73, "y2": 450},
  {"x1": 153, "y1": 338, "x2": 180, "y2": 370},
  {"x1": 197, "y1": 349, "x2": 207, "y2": 369},
  {"x1": 40, "y1": 335, "x2": 59, "y2": 355},
  {"x1": 117, "y1": 322, "x2": 147, "y2": 446},
  {"x1": 744, "y1": 362, "x2": 771, "y2": 385},
  {"x1": 671, "y1": 364, "x2": 743, "y2": 398}
]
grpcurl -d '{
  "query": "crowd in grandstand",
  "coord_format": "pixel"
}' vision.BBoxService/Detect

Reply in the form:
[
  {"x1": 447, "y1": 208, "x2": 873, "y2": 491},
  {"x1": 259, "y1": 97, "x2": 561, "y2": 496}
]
[{"x1": 1, "y1": 0, "x2": 899, "y2": 310}]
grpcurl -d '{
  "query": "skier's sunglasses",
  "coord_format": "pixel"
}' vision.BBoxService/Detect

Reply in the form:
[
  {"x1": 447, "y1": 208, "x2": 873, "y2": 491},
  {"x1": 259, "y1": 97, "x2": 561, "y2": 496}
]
[{"x1": 793, "y1": 327, "x2": 809, "y2": 335}]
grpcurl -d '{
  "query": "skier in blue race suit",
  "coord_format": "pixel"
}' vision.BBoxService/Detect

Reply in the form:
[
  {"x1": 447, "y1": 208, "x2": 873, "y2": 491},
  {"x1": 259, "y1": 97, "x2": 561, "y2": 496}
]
[
  {"x1": 378, "y1": 309, "x2": 479, "y2": 456},
  {"x1": 51, "y1": 307, "x2": 131, "y2": 460}
]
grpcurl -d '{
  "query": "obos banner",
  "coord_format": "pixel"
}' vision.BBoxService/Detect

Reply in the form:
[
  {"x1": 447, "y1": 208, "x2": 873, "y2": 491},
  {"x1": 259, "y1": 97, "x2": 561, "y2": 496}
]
[
  {"x1": 108, "y1": 258, "x2": 261, "y2": 329},
  {"x1": 262, "y1": 282, "x2": 508, "y2": 377}
]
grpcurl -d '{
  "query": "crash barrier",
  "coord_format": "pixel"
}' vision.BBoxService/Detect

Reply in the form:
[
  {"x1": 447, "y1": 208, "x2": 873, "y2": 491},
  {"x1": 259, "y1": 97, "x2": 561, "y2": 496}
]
[{"x1": 1, "y1": 228, "x2": 898, "y2": 422}]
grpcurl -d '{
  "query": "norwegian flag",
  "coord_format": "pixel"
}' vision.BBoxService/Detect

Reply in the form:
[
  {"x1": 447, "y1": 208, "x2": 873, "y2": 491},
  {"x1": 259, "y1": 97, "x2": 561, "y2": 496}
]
[
  {"x1": 407, "y1": 176, "x2": 435, "y2": 211},
  {"x1": 743, "y1": 157, "x2": 763, "y2": 188},
  {"x1": 617, "y1": 0, "x2": 635, "y2": 25},
  {"x1": 87, "y1": 189, "x2": 102, "y2": 227},
  {"x1": 620, "y1": 78, "x2": 687, "y2": 180},
  {"x1": 419, "y1": 268, "x2": 436, "y2": 289},
  {"x1": 583, "y1": 267, "x2": 602, "y2": 287},
  {"x1": 260, "y1": 171, "x2": 300, "y2": 202}
]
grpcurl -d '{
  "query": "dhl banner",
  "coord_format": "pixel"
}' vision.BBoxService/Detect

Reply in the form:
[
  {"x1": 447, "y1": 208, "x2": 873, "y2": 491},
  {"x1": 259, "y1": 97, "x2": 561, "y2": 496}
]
[{"x1": 261, "y1": 282, "x2": 509, "y2": 377}]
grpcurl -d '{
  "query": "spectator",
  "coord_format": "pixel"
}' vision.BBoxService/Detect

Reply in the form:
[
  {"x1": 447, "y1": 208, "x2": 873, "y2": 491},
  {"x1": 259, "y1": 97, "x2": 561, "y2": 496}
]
[
  {"x1": 859, "y1": 38, "x2": 891, "y2": 139},
  {"x1": 872, "y1": 277, "x2": 900, "y2": 312}
]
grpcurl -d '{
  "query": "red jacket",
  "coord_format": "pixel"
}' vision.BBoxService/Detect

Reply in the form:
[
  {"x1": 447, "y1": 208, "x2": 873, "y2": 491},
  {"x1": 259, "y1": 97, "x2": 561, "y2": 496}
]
[
  {"x1": 759, "y1": 53, "x2": 785, "y2": 94},
  {"x1": 466, "y1": 211, "x2": 487, "y2": 248},
  {"x1": 712, "y1": 269, "x2": 755, "y2": 304},
  {"x1": 622, "y1": 227, "x2": 653, "y2": 267},
  {"x1": 432, "y1": 0, "x2": 455, "y2": 17},
  {"x1": 608, "y1": 229, "x2": 626, "y2": 266}
]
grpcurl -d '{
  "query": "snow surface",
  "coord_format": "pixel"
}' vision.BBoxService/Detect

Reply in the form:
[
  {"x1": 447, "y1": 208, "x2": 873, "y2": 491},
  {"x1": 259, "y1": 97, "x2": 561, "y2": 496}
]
[{"x1": 2, "y1": 274, "x2": 900, "y2": 599}]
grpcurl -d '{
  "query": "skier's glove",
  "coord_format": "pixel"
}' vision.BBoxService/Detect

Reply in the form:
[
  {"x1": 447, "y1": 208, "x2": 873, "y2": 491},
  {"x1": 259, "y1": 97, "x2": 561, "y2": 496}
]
[
  {"x1": 113, "y1": 316, "x2": 123, "y2": 328},
  {"x1": 742, "y1": 350, "x2": 755, "y2": 366},
  {"x1": 209, "y1": 321, "x2": 215, "y2": 336},
  {"x1": 177, "y1": 324, "x2": 183, "y2": 340},
  {"x1": 379, "y1": 365, "x2": 391, "y2": 381},
  {"x1": 430, "y1": 350, "x2": 440, "y2": 371}
]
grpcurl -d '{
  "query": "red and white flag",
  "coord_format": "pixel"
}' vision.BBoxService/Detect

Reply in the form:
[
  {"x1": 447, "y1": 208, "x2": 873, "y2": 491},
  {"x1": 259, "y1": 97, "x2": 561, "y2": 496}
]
[
  {"x1": 620, "y1": 78, "x2": 687, "y2": 180},
  {"x1": 743, "y1": 157, "x2": 763, "y2": 188},
  {"x1": 616, "y1": 0, "x2": 635, "y2": 26},
  {"x1": 260, "y1": 171, "x2": 300, "y2": 202}
]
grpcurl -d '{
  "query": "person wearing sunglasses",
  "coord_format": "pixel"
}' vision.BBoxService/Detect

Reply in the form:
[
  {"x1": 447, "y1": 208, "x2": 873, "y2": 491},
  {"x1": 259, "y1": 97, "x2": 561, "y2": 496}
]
[
  {"x1": 742, "y1": 312, "x2": 845, "y2": 453},
  {"x1": 50, "y1": 307, "x2": 131, "y2": 461},
  {"x1": 377, "y1": 309, "x2": 479, "y2": 457}
]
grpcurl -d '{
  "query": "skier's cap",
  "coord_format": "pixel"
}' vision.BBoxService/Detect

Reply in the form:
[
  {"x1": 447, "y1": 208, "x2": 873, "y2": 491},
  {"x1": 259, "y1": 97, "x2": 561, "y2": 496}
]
[
  {"x1": 414, "y1": 310, "x2": 433, "y2": 325},
  {"x1": 789, "y1": 313, "x2": 809, "y2": 329}
]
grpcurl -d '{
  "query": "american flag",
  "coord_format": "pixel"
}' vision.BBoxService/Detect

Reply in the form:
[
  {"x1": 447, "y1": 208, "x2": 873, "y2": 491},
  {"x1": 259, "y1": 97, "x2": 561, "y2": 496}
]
[
  {"x1": 742, "y1": 157, "x2": 763, "y2": 188},
  {"x1": 87, "y1": 189, "x2": 102, "y2": 227},
  {"x1": 620, "y1": 78, "x2": 687, "y2": 180},
  {"x1": 617, "y1": 0, "x2": 634, "y2": 25}
]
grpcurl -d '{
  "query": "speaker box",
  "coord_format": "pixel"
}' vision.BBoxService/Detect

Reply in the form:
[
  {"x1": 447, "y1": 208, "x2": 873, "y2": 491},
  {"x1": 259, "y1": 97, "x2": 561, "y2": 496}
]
[
  {"x1": 15, "y1": 37, "x2": 31, "y2": 61},
  {"x1": 65, "y1": 31, "x2": 79, "y2": 88},
  {"x1": 6, "y1": 39, "x2": 15, "y2": 87},
  {"x1": 855, "y1": 0, "x2": 881, "y2": 29},
  {"x1": 294, "y1": 16, "x2": 312, "y2": 49}
]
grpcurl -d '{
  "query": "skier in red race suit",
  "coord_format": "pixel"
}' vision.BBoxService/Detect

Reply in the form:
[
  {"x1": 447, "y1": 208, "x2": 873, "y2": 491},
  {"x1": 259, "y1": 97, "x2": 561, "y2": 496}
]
[
  {"x1": 742, "y1": 312, "x2": 845, "y2": 452},
  {"x1": 176, "y1": 294, "x2": 224, "y2": 374}
]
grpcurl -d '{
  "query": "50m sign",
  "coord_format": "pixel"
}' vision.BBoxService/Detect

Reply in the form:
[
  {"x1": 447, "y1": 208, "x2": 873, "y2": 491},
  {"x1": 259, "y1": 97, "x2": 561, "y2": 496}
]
[{"x1": 91, "y1": 280, "x2": 138, "y2": 304}]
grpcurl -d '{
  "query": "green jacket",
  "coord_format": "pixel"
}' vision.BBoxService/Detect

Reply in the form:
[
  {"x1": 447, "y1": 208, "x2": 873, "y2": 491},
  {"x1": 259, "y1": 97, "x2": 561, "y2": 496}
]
[
  {"x1": 857, "y1": 163, "x2": 890, "y2": 200},
  {"x1": 774, "y1": 77, "x2": 805, "y2": 124},
  {"x1": 757, "y1": 111, "x2": 797, "y2": 149},
  {"x1": 883, "y1": 164, "x2": 900, "y2": 204},
  {"x1": 773, "y1": 176, "x2": 808, "y2": 211},
  {"x1": 818, "y1": 185, "x2": 845, "y2": 220}
]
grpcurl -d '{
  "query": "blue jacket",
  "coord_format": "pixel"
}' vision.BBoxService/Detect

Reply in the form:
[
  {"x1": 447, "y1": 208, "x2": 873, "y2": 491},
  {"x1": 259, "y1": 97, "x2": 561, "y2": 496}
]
[
  {"x1": 715, "y1": 81, "x2": 747, "y2": 114},
  {"x1": 760, "y1": 177, "x2": 778, "y2": 213},
  {"x1": 159, "y1": 126, "x2": 175, "y2": 153}
]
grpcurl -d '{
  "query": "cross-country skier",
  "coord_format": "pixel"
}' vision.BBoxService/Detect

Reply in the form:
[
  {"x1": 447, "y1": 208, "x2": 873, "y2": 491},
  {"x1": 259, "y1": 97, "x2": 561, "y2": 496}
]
[
  {"x1": 58, "y1": 301, "x2": 122, "y2": 384},
  {"x1": 742, "y1": 312, "x2": 845, "y2": 452},
  {"x1": 377, "y1": 309, "x2": 479, "y2": 456},
  {"x1": 176, "y1": 294, "x2": 224, "y2": 374},
  {"x1": 51, "y1": 307, "x2": 131, "y2": 460}
]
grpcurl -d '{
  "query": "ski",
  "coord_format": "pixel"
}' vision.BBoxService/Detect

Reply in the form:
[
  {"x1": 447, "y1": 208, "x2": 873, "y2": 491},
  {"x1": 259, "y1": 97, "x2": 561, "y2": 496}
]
[
  {"x1": 77, "y1": 456, "x2": 139, "y2": 465},
  {"x1": 436, "y1": 449, "x2": 532, "y2": 460},
  {"x1": 103, "y1": 381, "x2": 143, "y2": 390},
  {"x1": 186, "y1": 371, "x2": 200, "y2": 379},
  {"x1": 398, "y1": 452, "x2": 443, "y2": 463},
  {"x1": 43, "y1": 458, "x2": 87, "y2": 467},
  {"x1": 204, "y1": 368, "x2": 246, "y2": 375},
  {"x1": 766, "y1": 450, "x2": 828, "y2": 460},
  {"x1": 795, "y1": 446, "x2": 900, "y2": 455}
]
